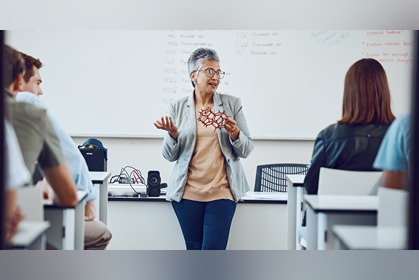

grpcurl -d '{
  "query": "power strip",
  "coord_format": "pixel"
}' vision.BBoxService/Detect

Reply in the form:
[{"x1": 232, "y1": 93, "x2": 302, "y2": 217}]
[
  {"x1": 117, "y1": 177, "x2": 136, "y2": 184},
  {"x1": 108, "y1": 183, "x2": 167, "y2": 197},
  {"x1": 108, "y1": 183, "x2": 147, "y2": 196}
]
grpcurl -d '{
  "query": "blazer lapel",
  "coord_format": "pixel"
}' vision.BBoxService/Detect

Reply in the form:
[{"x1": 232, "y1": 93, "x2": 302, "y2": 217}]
[
  {"x1": 187, "y1": 91, "x2": 197, "y2": 135},
  {"x1": 213, "y1": 92, "x2": 223, "y2": 113}
]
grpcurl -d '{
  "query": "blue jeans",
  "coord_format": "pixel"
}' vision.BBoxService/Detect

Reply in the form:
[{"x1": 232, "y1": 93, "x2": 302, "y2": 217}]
[{"x1": 172, "y1": 199, "x2": 237, "y2": 250}]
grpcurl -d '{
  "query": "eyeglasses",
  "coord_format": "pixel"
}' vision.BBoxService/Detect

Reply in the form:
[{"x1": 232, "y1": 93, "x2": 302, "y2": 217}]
[{"x1": 197, "y1": 68, "x2": 225, "y2": 79}]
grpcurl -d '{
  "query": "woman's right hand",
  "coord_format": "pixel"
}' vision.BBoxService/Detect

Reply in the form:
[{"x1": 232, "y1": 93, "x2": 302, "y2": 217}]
[{"x1": 154, "y1": 116, "x2": 179, "y2": 140}]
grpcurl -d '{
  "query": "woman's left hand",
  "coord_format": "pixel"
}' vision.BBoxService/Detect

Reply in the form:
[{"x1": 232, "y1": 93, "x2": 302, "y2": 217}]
[{"x1": 224, "y1": 117, "x2": 240, "y2": 141}]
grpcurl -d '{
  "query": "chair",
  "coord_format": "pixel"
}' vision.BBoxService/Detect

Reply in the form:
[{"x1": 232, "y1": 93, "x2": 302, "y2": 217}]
[
  {"x1": 318, "y1": 167, "x2": 383, "y2": 195},
  {"x1": 9, "y1": 187, "x2": 49, "y2": 249},
  {"x1": 17, "y1": 187, "x2": 44, "y2": 221},
  {"x1": 299, "y1": 167, "x2": 383, "y2": 249},
  {"x1": 377, "y1": 187, "x2": 408, "y2": 228},
  {"x1": 254, "y1": 163, "x2": 310, "y2": 192}
]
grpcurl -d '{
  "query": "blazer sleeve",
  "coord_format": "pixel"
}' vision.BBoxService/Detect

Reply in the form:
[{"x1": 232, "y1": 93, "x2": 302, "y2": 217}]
[
  {"x1": 230, "y1": 97, "x2": 254, "y2": 158},
  {"x1": 161, "y1": 102, "x2": 181, "y2": 162},
  {"x1": 304, "y1": 134, "x2": 326, "y2": 195}
]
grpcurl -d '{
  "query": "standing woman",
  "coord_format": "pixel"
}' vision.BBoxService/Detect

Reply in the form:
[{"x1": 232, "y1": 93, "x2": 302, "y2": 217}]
[
  {"x1": 304, "y1": 58, "x2": 396, "y2": 195},
  {"x1": 154, "y1": 48, "x2": 254, "y2": 250}
]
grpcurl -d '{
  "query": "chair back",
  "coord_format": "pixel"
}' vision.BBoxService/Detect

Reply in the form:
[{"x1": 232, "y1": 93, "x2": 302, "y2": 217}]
[
  {"x1": 17, "y1": 187, "x2": 44, "y2": 221},
  {"x1": 378, "y1": 187, "x2": 408, "y2": 228},
  {"x1": 318, "y1": 167, "x2": 382, "y2": 195},
  {"x1": 254, "y1": 163, "x2": 310, "y2": 192}
]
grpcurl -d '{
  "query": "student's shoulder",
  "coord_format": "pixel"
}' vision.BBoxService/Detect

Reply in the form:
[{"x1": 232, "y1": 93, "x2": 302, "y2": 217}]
[
  {"x1": 318, "y1": 123, "x2": 339, "y2": 137},
  {"x1": 394, "y1": 114, "x2": 411, "y2": 127},
  {"x1": 16, "y1": 91, "x2": 37, "y2": 102},
  {"x1": 317, "y1": 123, "x2": 354, "y2": 142},
  {"x1": 12, "y1": 100, "x2": 48, "y2": 122},
  {"x1": 15, "y1": 92, "x2": 47, "y2": 109},
  {"x1": 387, "y1": 114, "x2": 411, "y2": 138}
]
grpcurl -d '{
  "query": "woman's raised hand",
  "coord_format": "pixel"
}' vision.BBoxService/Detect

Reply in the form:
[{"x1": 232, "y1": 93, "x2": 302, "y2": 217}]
[{"x1": 154, "y1": 116, "x2": 179, "y2": 140}]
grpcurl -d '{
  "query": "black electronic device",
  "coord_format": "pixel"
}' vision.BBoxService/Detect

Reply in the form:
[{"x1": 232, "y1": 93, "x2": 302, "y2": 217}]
[
  {"x1": 79, "y1": 148, "x2": 107, "y2": 171},
  {"x1": 147, "y1": 170, "x2": 161, "y2": 197},
  {"x1": 78, "y1": 138, "x2": 108, "y2": 171}
]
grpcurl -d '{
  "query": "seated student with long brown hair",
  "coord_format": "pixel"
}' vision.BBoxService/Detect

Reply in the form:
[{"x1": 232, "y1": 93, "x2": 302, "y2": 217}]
[
  {"x1": 304, "y1": 58, "x2": 395, "y2": 195},
  {"x1": 300, "y1": 58, "x2": 395, "y2": 238}
]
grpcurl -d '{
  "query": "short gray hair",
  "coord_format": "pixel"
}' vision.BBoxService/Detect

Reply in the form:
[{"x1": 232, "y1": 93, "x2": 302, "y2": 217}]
[{"x1": 187, "y1": 48, "x2": 220, "y2": 75}]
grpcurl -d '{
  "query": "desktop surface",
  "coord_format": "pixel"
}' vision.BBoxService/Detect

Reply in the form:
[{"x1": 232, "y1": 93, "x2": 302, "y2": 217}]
[
  {"x1": 304, "y1": 195, "x2": 378, "y2": 213},
  {"x1": 333, "y1": 225, "x2": 407, "y2": 250}
]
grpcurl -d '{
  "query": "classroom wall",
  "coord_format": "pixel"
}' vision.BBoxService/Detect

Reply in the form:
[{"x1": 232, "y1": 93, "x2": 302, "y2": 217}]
[
  {"x1": 7, "y1": 30, "x2": 413, "y2": 140},
  {"x1": 7, "y1": 29, "x2": 413, "y2": 190},
  {"x1": 8, "y1": 30, "x2": 413, "y2": 178},
  {"x1": 73, "y1": 136, "x2": 314, "y2": 187}
]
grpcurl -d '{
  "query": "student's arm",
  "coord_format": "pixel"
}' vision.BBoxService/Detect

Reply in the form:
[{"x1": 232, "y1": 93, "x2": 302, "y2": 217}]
[
  {"x1": 381, "y1": 170, "x2": 407, "y2": 190},
  {"x1": 5, "y1": 189, "x2": 24, "y2": 243},
  {"x1": 84, "y1": 200, "x2": 96, "y2": 221},
  {"x1": 5, "y1": 189, "x2": 18, "y2": 217},
  {"x1": 43, "y1": 164, "x2": 78, "y2": 206}
]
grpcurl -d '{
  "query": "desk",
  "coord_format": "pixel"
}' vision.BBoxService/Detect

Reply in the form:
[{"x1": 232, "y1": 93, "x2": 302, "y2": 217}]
[
  {"x1": 332, "y1": 225, "x2": 407, "y2": 250},
  {"x1": 304, "y1": 195, "x2": 378, "y2": 250},
  {"x1": 286, "y1": 174, "x2": 305, "y2": 250},
  {"x1": 89, "y1": 171, "x2": 111, "y2": 224},
  {"x1": 106, "y1": 191, "x2": 287, "y2": 250},
  {"x1": 44, "y1": 191, "x2": 87, "y2": 250},
  {"x1": 6, "y1": 221, "x2": 50, "y2": 250}
]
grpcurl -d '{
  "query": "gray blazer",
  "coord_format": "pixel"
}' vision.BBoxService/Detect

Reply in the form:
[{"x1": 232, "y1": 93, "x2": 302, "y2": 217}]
[{"x1": 162, "y1": 92, "x2": 254, "y2": 202}]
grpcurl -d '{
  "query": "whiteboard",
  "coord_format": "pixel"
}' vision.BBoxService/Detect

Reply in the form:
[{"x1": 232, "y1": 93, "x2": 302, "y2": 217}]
[{"x1": 6, "y1": 30, "x2": 414, "y2": 139}]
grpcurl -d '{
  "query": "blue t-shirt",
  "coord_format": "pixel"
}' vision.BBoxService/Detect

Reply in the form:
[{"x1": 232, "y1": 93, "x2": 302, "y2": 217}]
[
  {"x1": 374, "y1": 114, "x2": 411, "y2": 172},
  {"x1": 16, "y1": 92, "x2": 97, "y2": 201}
]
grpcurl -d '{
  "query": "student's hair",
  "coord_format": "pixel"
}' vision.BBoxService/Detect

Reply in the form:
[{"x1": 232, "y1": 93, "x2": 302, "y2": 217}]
[
  {"x1": 19, "y1": 52, "x2": 43, "y2": 83},
  {"x1": 187, "y1": 48, "x2": 220, "y2": 87},
  {"x1": 3, "y1": 45, "x2": 25, "y2": 87},
  {"x1": 339, "y1": 58, "x2": 395, "y2": 125}
]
